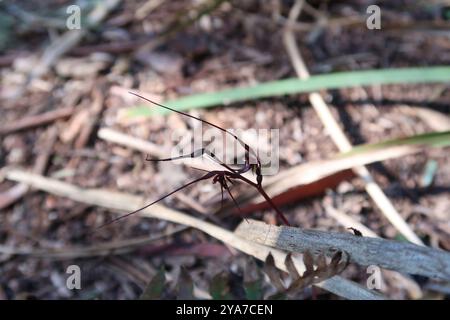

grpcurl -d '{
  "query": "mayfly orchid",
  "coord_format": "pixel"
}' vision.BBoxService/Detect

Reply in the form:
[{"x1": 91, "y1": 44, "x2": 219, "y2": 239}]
[{"x1": 97, "y1": 92, "x2": 290, "y2": 229}]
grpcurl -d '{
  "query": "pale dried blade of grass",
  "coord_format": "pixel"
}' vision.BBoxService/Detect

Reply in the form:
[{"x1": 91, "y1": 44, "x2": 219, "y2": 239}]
[{"x1": 97, "y1": 127, "x2": 234, "y2": 172}]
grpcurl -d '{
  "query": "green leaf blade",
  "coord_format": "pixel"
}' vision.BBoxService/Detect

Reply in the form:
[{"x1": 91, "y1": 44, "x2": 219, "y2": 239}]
[{"x1": 126, "y1": 67, "x2": 450, "y2": 117}]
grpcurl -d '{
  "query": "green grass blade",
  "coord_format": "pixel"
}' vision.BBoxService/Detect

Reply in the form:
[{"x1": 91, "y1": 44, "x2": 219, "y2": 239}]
[
  {"x1": 339, "y1": 131, "x2": 450, "y2": 158},
  {"x1": 127, "y1": 66, "x2": 450, "y2": 117}
]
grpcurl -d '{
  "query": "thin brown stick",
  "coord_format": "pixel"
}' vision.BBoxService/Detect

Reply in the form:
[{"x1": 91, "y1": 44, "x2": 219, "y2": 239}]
[
  {"x1": 0, "y1": 107, "x2": 74, "y2": 135},
  {"x1": 74, "y1": 87, "x2": 105, "y2": 149}
]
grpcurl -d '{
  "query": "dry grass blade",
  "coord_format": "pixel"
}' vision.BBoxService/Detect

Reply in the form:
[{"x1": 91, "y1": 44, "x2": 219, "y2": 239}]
[
  {"x1": 98, "y1": 127, "x2": 223, "y2": 172},
  {"x1": 324, "y1": 204, "x2": 379, "y2": 238},
  {"x1": 4, "y1": 169, "x2": 385, "y2": 300},
  {"x1": 399, "y1": 106, "x2": 450, "y2": 131}
]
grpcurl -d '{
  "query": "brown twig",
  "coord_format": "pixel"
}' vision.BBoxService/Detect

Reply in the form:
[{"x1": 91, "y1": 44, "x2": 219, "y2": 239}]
[
  {"x1": 74, "y1": 87, "x2": 105, "y2": 149},
  {"x1": 0, "y1": 107, "x2": 74, "y2": 135},
  {"x1": 59, "y1": 109, "x2": 90, "y2": 144}
]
